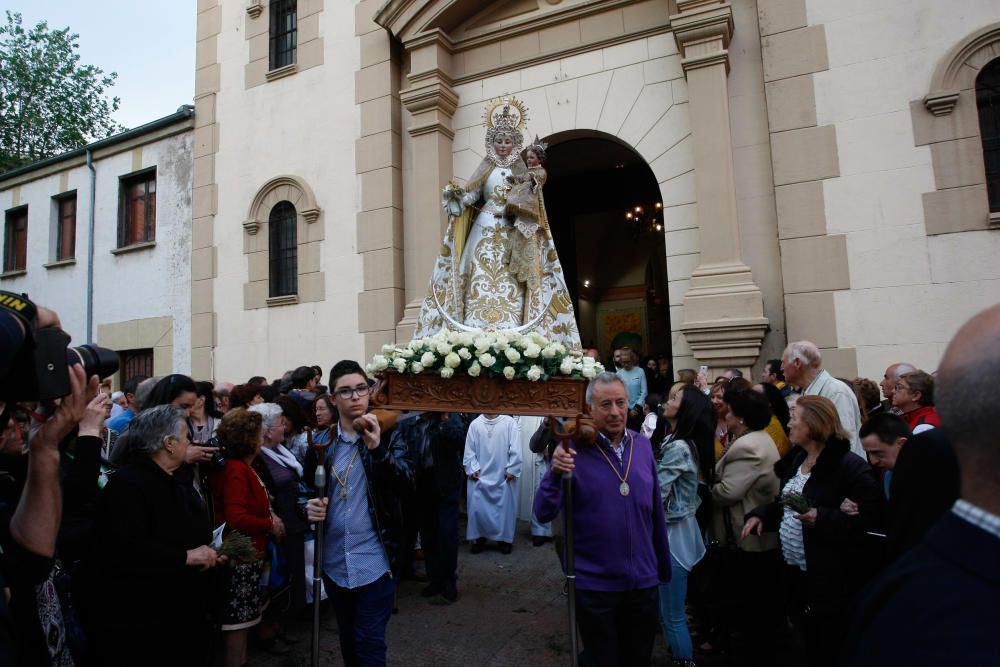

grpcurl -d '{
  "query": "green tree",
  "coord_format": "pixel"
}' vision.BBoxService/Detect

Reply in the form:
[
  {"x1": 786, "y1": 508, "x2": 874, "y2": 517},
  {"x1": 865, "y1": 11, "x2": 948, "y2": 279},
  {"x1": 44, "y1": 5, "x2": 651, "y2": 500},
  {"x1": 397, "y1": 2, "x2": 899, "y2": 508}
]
[{"x1": 0, "y1": 11, "x2": 124, "y2": 172}]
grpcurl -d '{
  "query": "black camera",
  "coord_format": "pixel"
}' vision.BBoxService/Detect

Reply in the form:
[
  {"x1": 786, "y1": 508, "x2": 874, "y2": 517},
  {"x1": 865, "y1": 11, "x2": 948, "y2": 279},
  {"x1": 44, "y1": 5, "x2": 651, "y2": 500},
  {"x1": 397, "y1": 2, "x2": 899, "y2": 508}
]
[
  {"x1": 3, "y1": 327, "x2": 120, "y2": 402},
  {"x1": 205, "y1": 435, "x2": 227, "y2": 470}
]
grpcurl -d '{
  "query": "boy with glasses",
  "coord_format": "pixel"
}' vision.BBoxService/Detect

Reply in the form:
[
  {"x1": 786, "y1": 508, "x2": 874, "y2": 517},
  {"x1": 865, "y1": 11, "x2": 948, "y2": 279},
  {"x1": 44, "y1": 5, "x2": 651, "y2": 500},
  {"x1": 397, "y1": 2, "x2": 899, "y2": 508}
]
[{"x1": 305, "y1": 360, "x2": 412, "y2": 666}]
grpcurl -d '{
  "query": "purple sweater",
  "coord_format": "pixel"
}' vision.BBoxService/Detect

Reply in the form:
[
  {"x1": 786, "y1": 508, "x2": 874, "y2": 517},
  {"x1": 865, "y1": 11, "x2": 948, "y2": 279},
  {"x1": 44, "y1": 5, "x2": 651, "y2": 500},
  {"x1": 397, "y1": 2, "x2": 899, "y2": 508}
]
[{"x1": 534, "y1": 429, "x2": 671, "y2": 592}]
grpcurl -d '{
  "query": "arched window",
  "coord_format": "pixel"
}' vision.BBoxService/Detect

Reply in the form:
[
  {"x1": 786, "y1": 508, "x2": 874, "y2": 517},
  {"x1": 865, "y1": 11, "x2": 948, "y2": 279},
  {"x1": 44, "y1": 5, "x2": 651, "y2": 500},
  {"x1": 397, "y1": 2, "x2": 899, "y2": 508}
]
[
  {"x1": 269, "y1": 201, "x2": 297, "y2": 297},
  {"x1": 977, "y1": 58, "x2": 1000, "y2": 212}
]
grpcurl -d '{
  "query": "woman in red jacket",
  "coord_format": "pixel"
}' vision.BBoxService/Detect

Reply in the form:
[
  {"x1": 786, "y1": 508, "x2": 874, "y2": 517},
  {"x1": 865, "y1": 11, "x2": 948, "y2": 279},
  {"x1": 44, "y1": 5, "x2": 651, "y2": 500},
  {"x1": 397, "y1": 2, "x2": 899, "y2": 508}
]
[{"x1": 214, "y1": 408, "x2": 285, "y2": 667}]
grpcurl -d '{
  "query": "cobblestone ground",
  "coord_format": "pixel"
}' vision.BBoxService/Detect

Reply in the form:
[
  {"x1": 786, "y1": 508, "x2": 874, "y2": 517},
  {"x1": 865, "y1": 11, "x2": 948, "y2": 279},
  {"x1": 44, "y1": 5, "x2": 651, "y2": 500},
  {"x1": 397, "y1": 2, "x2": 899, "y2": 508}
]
[{"x1": 249, "y1": 519, "x2": 675, "y2": 667}]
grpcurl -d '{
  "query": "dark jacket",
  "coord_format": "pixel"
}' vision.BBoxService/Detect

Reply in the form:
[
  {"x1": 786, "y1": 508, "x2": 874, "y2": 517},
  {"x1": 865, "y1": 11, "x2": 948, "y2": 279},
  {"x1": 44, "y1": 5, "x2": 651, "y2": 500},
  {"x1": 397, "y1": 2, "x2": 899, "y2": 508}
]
[
  {"x1": 89, "y1": 458, "x2": 216, "y2": 666},
  {"x1": 304, "y1": 427, "x2": 413, "y2": 574},
  {"x1": 748, "y1": 438, "x2": 885, "y2": 613},
  {"x1": 841, "y1": 510, "x2": 1000, "y2": 666},
  {"x1": 390, "y1": 412, "x2": 465, "y2": 497},
  {"x1": 885, "y1": 428, "x2": 960, "y2": 561}
]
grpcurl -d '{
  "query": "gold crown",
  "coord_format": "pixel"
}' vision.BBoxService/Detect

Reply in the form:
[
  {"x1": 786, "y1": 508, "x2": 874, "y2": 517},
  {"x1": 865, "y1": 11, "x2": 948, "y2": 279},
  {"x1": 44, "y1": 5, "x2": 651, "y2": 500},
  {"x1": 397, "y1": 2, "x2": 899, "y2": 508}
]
[{"x1": 483, "y1": 96, "x2": 529, "y2": 133}]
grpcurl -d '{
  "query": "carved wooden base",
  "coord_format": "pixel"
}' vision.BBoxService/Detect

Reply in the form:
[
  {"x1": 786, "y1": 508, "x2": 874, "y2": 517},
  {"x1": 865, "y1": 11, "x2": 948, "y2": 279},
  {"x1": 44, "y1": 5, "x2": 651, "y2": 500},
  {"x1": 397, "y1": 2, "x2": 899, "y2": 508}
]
[{"x1": 372, "y1": 372, "x2": 588, "y2": 416}]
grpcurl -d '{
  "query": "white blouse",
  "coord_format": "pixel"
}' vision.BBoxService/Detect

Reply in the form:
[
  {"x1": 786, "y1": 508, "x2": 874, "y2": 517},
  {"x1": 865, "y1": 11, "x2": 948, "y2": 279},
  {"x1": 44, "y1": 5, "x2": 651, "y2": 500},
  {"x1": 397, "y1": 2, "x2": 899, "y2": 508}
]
[{"x1": 779, "y1": 465, "x2": 810, "y2": 571}]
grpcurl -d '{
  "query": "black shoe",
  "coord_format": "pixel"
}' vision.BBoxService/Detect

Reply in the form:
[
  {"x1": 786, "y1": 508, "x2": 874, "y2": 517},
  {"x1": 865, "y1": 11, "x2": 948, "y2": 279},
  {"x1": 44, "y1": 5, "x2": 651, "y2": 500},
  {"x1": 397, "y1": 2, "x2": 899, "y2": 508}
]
[
  {"x1": 532, "y1": 536, "x2": 548, "y2": 547},
  {"x1": 442, "y1": 581, "x2": 458, "y2": 602},
  {"x1": 498, "y1": 542, "x2": 512, "y2": 554},
  {"x1": 470, "y1": 538, "x2": 486, "y2": 554},
  {"x1": 420, "y1": 583, "x2": 444, "y2": 598}
]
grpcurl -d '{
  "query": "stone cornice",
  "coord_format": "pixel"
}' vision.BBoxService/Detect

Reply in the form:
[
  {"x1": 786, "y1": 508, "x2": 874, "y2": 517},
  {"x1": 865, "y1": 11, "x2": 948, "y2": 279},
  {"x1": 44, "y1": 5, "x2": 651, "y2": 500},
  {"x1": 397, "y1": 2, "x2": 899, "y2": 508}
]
[
  {"x1": 400, "y1": 79, "x2": 459, "y2": 117},
  {"x1": 670, "y1": 1, "x2": 734, "y2": 58}
]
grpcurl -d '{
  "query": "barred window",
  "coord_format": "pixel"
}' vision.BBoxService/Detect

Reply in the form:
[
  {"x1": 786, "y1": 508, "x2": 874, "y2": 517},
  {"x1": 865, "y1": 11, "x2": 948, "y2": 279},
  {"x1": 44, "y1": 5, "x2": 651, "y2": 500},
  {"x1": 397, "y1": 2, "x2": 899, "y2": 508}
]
[
  {"x1": 3, "y1": 206, "x2": 27, "y2": 272},
  {"x1": 118, "y1": 169, "x2": 156, "y2": 247},
  {"x1": 270, "y1": 0, "x2": 297, "y2": 70},
  {"x1": 269, "y1": 201, "x2": 298, "y2": 297},
  {"x1": 978, "y1": 58, "x2": 1000, "y2": 212},
  {"x1": 55, "y1": 193, "x2": 77, "y2": 260},
  {"x1": 119, "y1": 348, "x2": 154, "y2": 380}
]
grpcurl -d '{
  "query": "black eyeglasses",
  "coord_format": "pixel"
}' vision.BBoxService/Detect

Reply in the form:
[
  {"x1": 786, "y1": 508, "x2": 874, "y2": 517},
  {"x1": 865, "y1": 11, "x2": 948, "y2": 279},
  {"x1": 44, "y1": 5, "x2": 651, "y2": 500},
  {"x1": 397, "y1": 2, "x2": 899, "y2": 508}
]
[{"x1": 333, "y1": 385, "x2": 370, "y2": 400}]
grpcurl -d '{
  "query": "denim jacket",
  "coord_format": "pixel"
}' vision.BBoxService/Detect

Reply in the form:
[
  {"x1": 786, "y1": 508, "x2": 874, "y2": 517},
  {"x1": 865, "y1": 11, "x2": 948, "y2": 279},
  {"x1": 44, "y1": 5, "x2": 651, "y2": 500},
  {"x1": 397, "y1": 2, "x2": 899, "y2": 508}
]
[{"x1": 657, "y1": 437, "x2": 702, "y2": 523}]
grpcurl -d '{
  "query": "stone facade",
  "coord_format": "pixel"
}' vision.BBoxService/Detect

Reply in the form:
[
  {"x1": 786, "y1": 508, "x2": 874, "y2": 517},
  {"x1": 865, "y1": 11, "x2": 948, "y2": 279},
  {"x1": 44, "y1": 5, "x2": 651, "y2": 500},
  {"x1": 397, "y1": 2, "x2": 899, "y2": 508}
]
[{"x1": 186, "y1": 0, "x2": 1000, "y2": 383}]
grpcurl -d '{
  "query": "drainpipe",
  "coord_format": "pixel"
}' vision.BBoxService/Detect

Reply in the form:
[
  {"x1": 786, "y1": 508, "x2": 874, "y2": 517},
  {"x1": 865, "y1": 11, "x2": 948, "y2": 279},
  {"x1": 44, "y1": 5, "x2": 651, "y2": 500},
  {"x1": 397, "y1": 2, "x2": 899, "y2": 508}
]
[{"x1": 86, "y1": 149, "x2": 96, "y2": 344}]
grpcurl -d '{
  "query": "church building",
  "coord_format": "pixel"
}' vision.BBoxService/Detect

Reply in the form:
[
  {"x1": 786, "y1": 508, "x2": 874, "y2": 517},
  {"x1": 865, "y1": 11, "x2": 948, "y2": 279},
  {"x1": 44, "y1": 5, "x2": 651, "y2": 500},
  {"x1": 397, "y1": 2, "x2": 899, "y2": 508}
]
[{"x1": 186, "y1": 0, "x2": 1000, "y2": 382}]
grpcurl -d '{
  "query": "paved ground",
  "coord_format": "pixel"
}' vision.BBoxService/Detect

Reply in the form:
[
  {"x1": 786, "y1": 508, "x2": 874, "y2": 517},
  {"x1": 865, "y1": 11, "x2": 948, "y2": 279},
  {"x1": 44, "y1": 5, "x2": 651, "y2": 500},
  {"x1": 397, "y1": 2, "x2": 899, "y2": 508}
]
[{"x1": 249, "y1": 519, "x2": 674, "y2": 667}]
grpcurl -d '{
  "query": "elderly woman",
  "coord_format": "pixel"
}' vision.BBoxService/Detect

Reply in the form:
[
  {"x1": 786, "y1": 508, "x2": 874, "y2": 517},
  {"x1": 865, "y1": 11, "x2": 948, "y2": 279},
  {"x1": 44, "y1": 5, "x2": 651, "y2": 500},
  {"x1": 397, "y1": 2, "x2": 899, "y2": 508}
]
[
  {"x1": 657, "y1": 385, "x2": 714, "y2": 666},
  {"x1": 214, "y1": 408, "x2": 285, "y2": 667},
  {"x1": 709, "y1": 386, "x2": 782, "y2": 661},
  {"x1": 249, "y1": 402, "x2": 307, "y2": 643},
  {"x1": 743, "y1": 396, "x2": 884, "y2": 667},
  {"x1": 92, "y1": 405, "x2": 223, "y2": 666}
]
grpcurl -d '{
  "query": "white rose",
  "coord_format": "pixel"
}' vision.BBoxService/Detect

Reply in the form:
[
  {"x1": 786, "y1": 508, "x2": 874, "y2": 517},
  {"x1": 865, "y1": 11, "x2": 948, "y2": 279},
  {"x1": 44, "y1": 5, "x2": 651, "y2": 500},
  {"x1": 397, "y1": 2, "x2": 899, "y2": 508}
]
[
  {"x1": 372, "y1": 355, "x2": 389, "y2": 372},
  {"x1": 474, "y1": 336, "x2": 491, "y2": 353},
  {"x1": 400, "y1": 348, "x2": 414, "y2": 359},
  {"x1": 559, "y1": 358, "x2": 574, "y2": 375},
  {"x1": 381, "y1": 344, "x2": 396, "y2": 355},
  {"x1": 478, "y1": 353, "x2": 496, "y2": 368},
  {"x1": 503, "y1": 366, "x2": 516, "y2": 380},
  {"x1": 408, "y1": 338, "x2": 422, "y2": 351},
  {"x1": 440, "y1": 367, "x2": 454, "y2": 379},
  {"x1": 504, "y1": 347, "x2": 521, "y2": 363},
  {"x1": 410, "y1": 362, "x2": 424, "y2": 374},
  {"x1": 421, "y1": 337, "x2": 434, "y2": 349},
  {"x1": 527, "y1": 365, "x2": 543, "y2": 381},
  {"x1": 458, "y1": 348, "x2": 472, "y2": 360},
  {"x1": 436, "y1": 341, "x2": 452, "y2": 356},
  {"x1": 444, "y1": 352, "x2": 461, "y2": 368},
  {"x1": 420, "y1": 351, "x2": 436, "y2": 367},
  {"x1": 553, "y1": 343, "x2": 567, "y2": 355},
  {"x1": 393, "y1": 357, "x2": 407, "y2": 372},
  {"x1": 523, "y1": 343, "x2": 541, "y2": 359},
  {"x1": 508, "y1": 332, "x2": 525, "y2": 348},
  {"x1": 541, "y1": 345, "x2": 557, "y2": 359},
  {"x1": 467, "y1": 362, "x2": 481, "y2": 377},
  {"x1": 595, "y1": 363, "x2": 606, "y2": 374},
  {"x1": 530, "y1": 332, "x2": 547, "y2": 346},
  {"x1": 366, "y1": 363, "x2": 375, "y2": 374},
  {"x1": 582, "y1": 366, "x2": 597, "y2": 379},
  {"x1": 458, "y1": 332, "x2": 475, "y2": 347}
]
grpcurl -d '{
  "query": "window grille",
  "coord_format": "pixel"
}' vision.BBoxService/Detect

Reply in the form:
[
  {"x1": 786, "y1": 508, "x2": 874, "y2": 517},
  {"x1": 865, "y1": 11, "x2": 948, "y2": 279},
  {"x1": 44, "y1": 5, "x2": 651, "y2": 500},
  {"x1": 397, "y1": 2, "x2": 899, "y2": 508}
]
[
  {"x1": 269, "y1": 201, "x2": 298, "y2": 297},
  {"x1": 270, "y1": 0, "x2": 297, "y2": 70}
]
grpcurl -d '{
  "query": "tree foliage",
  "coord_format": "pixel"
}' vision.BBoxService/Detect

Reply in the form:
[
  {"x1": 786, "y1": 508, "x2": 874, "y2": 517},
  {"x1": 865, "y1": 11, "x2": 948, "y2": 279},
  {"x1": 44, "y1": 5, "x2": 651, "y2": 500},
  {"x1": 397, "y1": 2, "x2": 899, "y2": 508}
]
[{"x1": 0, "y1": 11, "x2": 125, "y2": 172}]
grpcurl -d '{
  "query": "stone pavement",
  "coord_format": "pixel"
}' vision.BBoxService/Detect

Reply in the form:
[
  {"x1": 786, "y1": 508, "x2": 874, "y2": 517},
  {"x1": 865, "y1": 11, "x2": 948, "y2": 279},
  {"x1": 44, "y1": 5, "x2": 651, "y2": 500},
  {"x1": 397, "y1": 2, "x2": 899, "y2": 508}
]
[{"x1": 249, "y1": 519, "x2": 675, "y2": 667}]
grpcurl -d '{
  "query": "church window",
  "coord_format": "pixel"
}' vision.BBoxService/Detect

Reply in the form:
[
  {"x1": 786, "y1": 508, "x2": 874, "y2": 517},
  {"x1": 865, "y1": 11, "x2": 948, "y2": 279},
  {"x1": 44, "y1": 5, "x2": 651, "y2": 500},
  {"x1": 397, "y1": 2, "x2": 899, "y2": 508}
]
[
  {"x1": 269, "y1": 201, "x2": 297, "y2": 297},
  {"x1": 269, "y1": 0, "x2": 297, "y2": 70},
  {"x1": 977, "y1": 58, "x2": 1000, "y2": 212}
]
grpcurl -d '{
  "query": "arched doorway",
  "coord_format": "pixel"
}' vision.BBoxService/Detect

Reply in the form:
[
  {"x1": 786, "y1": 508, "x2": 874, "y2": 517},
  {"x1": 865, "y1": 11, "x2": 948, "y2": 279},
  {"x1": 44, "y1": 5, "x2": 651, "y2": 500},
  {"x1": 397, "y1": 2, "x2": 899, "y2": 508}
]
[{"x1": 543, "y1": 131, "x2": 671, "y2": 365}]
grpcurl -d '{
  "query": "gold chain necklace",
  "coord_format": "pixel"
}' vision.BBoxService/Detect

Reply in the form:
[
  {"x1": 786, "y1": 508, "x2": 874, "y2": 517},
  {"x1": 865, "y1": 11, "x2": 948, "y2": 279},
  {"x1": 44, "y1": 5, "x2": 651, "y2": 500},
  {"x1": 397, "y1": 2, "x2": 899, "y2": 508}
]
[
  {"x1": 595, "y1": 432, "x2": 634, "y2": 496},
  {"x1": 330, "y1": 442, "x2": 361, "y2": 500}
]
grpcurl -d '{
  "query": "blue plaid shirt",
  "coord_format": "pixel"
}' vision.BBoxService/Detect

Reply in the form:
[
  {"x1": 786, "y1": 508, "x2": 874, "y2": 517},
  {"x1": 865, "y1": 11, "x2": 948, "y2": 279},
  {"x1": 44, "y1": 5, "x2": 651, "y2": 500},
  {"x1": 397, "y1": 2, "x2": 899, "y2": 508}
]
[{"x1": 322, "y1": 427, "x2": 390, "y2": 589}]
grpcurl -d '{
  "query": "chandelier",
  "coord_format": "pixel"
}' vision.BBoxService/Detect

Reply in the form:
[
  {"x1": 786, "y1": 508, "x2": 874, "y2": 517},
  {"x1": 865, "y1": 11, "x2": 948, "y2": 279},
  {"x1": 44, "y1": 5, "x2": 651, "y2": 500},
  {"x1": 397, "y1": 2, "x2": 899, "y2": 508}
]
[{"x1": 625, "y1": 202, "x2": 663, "y2": 240}]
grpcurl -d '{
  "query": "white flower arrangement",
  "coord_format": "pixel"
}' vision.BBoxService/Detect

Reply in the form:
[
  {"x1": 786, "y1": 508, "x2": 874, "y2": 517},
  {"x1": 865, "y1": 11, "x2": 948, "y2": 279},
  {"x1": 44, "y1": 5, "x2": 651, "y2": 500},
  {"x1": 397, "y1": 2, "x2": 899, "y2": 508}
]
[{"x1": 367, "y1": 328, "x2": 603, "y2": 382}]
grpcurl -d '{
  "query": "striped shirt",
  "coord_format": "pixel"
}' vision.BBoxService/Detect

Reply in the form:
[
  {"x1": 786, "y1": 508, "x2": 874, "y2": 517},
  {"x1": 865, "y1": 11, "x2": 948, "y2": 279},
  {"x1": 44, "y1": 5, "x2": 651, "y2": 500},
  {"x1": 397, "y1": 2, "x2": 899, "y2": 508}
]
[
  {"x1": 779, "y1": 466, "x2": 810, "y2": 571},
  {"x1": 322, "y1": 427, "x2": 389, "y2": 589}
]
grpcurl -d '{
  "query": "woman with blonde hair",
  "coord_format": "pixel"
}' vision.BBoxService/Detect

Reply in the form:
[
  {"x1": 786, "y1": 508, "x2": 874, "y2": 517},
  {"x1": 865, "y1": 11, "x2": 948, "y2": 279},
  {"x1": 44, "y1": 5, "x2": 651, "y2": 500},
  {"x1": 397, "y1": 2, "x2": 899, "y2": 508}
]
[{"x1": 743, "y1": 396, "x2": 884, "y2": 667}]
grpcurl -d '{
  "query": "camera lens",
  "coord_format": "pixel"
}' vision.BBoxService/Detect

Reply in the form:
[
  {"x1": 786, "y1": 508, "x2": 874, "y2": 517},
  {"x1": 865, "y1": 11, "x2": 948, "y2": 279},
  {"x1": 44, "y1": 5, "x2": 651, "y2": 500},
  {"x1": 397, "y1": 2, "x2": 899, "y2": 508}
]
[{"x1": 69, "y1": 344, "x2": 120, "y2": 380}]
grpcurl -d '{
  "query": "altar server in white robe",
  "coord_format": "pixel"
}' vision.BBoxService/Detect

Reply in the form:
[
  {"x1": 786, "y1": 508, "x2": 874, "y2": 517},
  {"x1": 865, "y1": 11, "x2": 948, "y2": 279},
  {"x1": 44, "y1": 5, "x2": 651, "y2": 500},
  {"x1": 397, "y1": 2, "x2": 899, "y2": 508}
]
[{"x1": 464, "y1": 414, "x2": 522, "y2": 554}]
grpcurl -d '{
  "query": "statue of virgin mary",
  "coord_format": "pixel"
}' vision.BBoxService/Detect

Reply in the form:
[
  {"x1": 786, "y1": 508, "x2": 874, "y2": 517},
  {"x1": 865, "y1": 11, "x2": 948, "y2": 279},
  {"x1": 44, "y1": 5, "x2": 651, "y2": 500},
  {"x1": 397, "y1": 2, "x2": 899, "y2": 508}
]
[{"x1": 414, "y1": 97, "x2": 582, "y2": 351}]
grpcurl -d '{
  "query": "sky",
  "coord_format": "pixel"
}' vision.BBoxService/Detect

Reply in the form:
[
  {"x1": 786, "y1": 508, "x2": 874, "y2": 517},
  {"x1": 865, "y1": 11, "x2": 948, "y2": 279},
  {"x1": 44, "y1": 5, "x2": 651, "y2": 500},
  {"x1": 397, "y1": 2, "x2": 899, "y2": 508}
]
[{"x1": 6, "y1": 1, "x2": 197, "y2": 131}]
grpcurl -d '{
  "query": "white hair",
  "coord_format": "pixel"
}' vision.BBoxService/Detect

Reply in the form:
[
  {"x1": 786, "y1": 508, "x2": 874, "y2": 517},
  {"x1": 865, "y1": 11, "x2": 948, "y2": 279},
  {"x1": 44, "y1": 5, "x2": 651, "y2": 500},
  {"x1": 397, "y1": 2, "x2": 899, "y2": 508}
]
[
  {"x1": 889, "y1": 362, "x2": 916, "y2": 380},
  {"x1": 248, "y1": 402, "x2": 283, "y2": 431},
  {"x1": 785, "y1": 341, "x2": 822, "y2": 369},
  {"x1": 585, "y1": 372, "x2": 626, "y2": 405}
]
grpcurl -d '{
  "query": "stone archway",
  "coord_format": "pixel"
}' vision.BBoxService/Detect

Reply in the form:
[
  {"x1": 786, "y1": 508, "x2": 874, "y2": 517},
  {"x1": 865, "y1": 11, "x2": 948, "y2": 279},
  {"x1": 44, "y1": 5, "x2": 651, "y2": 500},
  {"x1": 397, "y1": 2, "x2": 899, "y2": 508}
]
[{"x1": 360, "y1": 0, "x2": 770, "y2": 373}]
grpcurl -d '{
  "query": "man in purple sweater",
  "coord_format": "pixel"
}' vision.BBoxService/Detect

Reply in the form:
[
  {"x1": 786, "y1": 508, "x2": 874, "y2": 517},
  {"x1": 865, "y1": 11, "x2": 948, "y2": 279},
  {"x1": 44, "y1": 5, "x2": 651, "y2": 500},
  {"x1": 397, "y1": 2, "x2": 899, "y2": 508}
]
[{"x1": 534, "y1": 371, "x2": 671, "y2": 667}]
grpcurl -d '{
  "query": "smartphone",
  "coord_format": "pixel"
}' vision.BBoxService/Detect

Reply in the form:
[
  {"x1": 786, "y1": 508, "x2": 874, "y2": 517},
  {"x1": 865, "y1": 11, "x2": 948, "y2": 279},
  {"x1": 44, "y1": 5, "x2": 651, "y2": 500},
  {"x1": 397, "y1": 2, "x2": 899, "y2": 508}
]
[{"x1": 698, "y1": 365, "x2": 708, "y2": 376}]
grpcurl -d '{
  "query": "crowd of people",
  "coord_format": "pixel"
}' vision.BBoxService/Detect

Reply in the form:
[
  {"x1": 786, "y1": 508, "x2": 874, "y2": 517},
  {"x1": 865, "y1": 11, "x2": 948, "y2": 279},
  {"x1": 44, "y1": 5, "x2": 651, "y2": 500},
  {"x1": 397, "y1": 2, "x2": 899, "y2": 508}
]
[{"x1": 0, "y1": 294, "x2": 997, "y2": 667}]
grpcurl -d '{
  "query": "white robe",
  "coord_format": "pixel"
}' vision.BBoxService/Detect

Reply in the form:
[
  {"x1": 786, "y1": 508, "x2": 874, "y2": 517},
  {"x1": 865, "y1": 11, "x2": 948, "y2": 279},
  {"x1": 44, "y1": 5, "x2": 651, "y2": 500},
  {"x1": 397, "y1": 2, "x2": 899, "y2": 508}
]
[{"x1": 464, "y1": 415, "x2": 522, "y2": 542}]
